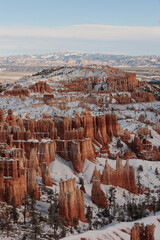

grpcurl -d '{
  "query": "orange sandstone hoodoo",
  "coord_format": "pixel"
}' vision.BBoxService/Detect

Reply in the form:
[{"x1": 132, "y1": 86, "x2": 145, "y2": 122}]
[{"x1": 59, "y1": 178, "x2": 87, "y2": 226}]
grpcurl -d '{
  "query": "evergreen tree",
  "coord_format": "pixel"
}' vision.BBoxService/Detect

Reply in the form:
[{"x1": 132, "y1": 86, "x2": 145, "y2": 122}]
[
  {"x1": 29, "y1": 190, "x2": 41, "y2": 240},
  {"x1": 86, "y1": 205, "x2": 93, "y2": 230},
  {"x1": 155, "y1": 167, "x2": 159, "y2": 176},
  {"x1": 22, "y1": 192, "x2": 29, "y2": 225},
  {"x1": 10, "y1": 196, "x2": 19, "y2": 222},
  {"x1": 108, "y1": 186, "x2": 116, "y2": 216}
]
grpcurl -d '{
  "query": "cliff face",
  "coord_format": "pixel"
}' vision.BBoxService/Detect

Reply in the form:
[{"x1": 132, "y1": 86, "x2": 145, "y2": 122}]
[
  {"x1": 91, "y1": 174, "x2": 108, "y2": 208},
  {"x1": 29, "y1": 81, "x2": 52, "y2": 93},
  {"x1": 55, "y1": 111, "x2": 122, "y2": 172},
  {"x1": 0, "y1": 149, "x2": 40, "y2": 205},
  {"x1": 130, "y1": 223, "x2": 155, "y2": 240},
  {"x1": 4, "y1": 86, "x2": 30, "y2": 97},
  {"x1": 42, "y1": 162, "x2": 52, "y2": 186},
  {"x1": 59, "y1": 178, "x2": 87, "y2": 226},
  {"x1": 57, "y1": 138, "x2": 96, "y2": 173},
  {"x1": 0, "y1": 158, "x2": 26, "y2": 205},
  {"x1": 100, "y1": 156, "x2": 140, "y2": 194}
]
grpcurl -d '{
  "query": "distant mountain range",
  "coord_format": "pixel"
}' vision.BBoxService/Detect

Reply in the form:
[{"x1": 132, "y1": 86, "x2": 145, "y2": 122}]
[{"x1": 0, "y1": 51, "x2": 160, "y2": 72}]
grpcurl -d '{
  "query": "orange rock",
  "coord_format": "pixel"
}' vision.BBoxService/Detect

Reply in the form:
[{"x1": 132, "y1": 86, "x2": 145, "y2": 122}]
[
  {"x1": 29, "y1": 81, "x2": 52, "y2": 93},
  {"x1": 131, "y1": 91, "x2": 155, "y2": 102},
  {"x1": 4, "y1": 87, "x2": 30, "y2": 97},
  {"x1": 130, "y1": 223, "x2": 155, "y2": 240},
  {"x1": 59, "y1": 178, "x2": 87, "y2": 226},
  {"x1": 42, "y1": 162, "x2": 52, "y2": 186},
  {"x1": 101, "y1": 156, "x2": 140, "y2": 194},
  {"x1": 6, "y1": 109, "x2": 16, "y2": 126},
  {"x1": 91, "y1": 174, "x2": 108, "y2": 208}
]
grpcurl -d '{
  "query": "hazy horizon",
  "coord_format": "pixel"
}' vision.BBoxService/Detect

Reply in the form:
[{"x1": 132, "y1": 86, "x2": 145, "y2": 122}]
[{"x1": 0, "y1": 0, "x2": 160, "y2": 56}]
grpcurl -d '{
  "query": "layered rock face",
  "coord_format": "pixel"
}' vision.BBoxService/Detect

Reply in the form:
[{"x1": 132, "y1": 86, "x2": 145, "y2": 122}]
[
  {"x1": 29, "y1": 81, "x2": 52, "y2": 93},
  {"x1": 130, "y1": 223, "x2": 155, "y2": 240},
  {"x1": 6, "y1": 109, "x2": 16, "y2": 126},
  {"x1": 0, "y1": 149, "x2": 40, "y2": 205},
  {"x1": 62, "y1": 66, "x2": 138, "y2": 93},
  {"x1": 4, "y1": 85, "x2": 30, "y2": 97},
  {"x1": 131, "y1": 92, "x2": 155, "y2": 102},
  {"x1": 100, "y1": 156, "x2": 140, "y2": 194},
  {"x1": 55, "y1": 111, "x2": 122, "y2": 172},
  {"x1": 0, "y1": 158, "x2": 26, "y2": 205},
  {"x1": 91, "y1": 173, "x2": 108, "y2": 208},
  {"x1": 59, "y1": 178, "x2": 87, "y2": 225},
  {"x1": 107, "y1": 70, "x2": 138, "y2": 92},
  {"x1": 42, "y1": 162, "x2": 52, "y2": 186},
  {"x1": 132, "y1": 136, "x2": 160, "y2": 161}
]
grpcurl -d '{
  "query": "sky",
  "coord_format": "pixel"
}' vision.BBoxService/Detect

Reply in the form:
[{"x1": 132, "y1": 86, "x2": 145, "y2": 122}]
[{"x1": 0, "y1": 0, "x2": 160, "y2": 56}]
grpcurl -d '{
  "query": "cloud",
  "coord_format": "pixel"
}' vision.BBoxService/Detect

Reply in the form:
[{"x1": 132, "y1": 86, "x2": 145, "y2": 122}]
[{"x1": 0, "y1": 24, "x2": 160, "y2": 41}]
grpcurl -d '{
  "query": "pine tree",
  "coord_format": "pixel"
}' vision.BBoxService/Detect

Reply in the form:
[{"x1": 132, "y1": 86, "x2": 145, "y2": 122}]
[
  {"x1": 29, "y1": 190, "x2": 41, "y2": 240},
  {"x1": 4, "y1": 207, "x2": 12, "y2": 238},
  {"x1": 108, "y1": 186, "x2": 116, "y2": 217},
  {"x1": 22, "y1": 192, "x2": 29, "y2": 225},
  {"x1": 155, "y1": 167, "x2": 159, "y2": 176},
  {"x1": 10, "y1": 196, "x2": 19, "y2": 222},
  {"x1": 86, "y1": 205, "x2": 93, "y2": 230}
]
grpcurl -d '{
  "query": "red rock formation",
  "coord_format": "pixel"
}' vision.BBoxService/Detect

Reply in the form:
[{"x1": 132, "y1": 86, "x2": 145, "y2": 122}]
[
  {"x1": 42, "y1": 162, "x2": 52, "y2": 186},
  {"x1": 130, "y1": 223, "x2": 155, "y2": 240},
  {"x1": 132, "y1": 136, "x2": 160, "y2": 161},
  {"x1": 29, "y1": 81, "x2": 52, "y2": 93},
  {"x1": 6, "y1": 109, "x2": 16, "y2": 126},
  {"x1": 123, "y1": 150, "x2": 137, "y2": 160},
  {"x1": 0, "y1": 109, "x2": 5, "y2": 129},
  {"x1": 138, "y1": 127, "x2": 151, "y2": 137},
  {"x1": 131, "y1": 92, "x2": 155, "y2": 102},
  {"x1": 122, "y1": 130, "x2": 131, "y2": 145},
  {"x1": 5, "y1": 86, "x2": 30, "y2": 97},
  {"x1": 91, "y1": 173, "x2": 108, "y2": 208},
  {"x1": 57, "y1": 138, "x2": 96, "y2": 173},
  {"x1": 90, "y1": 167, "x2": 101, "y2": 183},
  {"x1": 107, "y1": 70, "x2": 138, "y2": 92},
  {"x1": 132, "y1": 136, "x2": 144, "y2": 159},
  {"x1": 101, "y1": 156, "x2": 140, "y2": 194},
  {"x1": 0, "y1": 158, "x2": 27, "y2": 205},
  {"x1": 152, "y1": 146, "x2": 160, "y2": 161},
  {"x1": 115, "y1": 95, "x2": 133, "y2": 104},
  {"x1": 59, "y1": 178, "x2": 87, "y2": 225}
]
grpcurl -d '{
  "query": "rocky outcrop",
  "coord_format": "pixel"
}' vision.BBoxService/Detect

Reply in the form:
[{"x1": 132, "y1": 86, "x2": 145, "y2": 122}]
[
  {"x1": 0, "y1": 158, "x2": 27, "y2": 205},
  {"x1": 90, "y1": 167, "x2": 101, "y2": 183},
  {"x1": 0, "y1": 109, "x2": 5, "y2": 129},
  {"x1": 6, "y1": 109, "x2": 16, "y2": 126},
  {"x1": 101, "y1": 156, "x2": 140, "y2": 194},
  {"x1": 107, "y1": 70, "x2": 138, "y2": 92},
  {"x1": 4, "y1": 85, "x2": 30, "y2": 97},
  {"x1": 59, "y1": 178, "x2": 87, "y2": 225},
  {"x1": 0, "y1": 148, "x2": 40, "y2": 205},
  {"x1": 42, "y1": 162, "x2": 52, "y2": 186},
  {"x1": 55, "y1": 111, "x2": 123, "y2": 172},
  {"x1": 57, "y1": 138, "x2": 96, "y2": 173},
  {"x1": 130, "y1": 223, "x2": 155, "y2": 240},
  {"x1": 115, "y1": 95, "x2": 133, "y2": 104},
  {"x1": 29, "y1": 81, "x2": 52, "y2": 93},
  {"x1": 131, "y1": 92, "x2": 155, "y2": 102},
  {"x1": 132, "y1": 136, "x2": 160, "y2": 161},
  {"x1": 91, "y1": 173, "x2": 108, "y2": 208}
]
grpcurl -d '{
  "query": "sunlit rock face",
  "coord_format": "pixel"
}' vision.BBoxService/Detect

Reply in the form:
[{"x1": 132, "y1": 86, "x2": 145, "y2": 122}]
[
  {"x1": 130, "y1": 223, "x2": 155, "y2": 240},
  {"x1": 59, "y1": 178, "x2": 87, "y2": 226}
]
